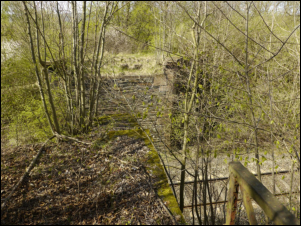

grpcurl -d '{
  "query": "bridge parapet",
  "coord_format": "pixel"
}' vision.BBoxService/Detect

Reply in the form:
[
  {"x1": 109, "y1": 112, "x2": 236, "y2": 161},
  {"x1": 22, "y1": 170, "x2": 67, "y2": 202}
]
[{"x1": 226, "y1": 161, "x2": 299, "y2": 225}]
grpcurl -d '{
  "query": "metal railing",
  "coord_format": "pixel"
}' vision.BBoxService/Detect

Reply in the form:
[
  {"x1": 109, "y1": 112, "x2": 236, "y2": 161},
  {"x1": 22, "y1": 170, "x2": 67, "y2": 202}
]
[{"x1": 225, "y1": 161, "x2": 299, "y2": 225}]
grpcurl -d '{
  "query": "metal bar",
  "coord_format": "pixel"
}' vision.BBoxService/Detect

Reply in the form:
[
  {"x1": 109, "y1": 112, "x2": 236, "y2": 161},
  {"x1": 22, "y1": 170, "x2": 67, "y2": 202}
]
[
  {"x1": 182, "y1": 191, "x2": 300, "y2": 209},
  {"x1": 228, "y1": 161, "x2": 300, "y2": 225},
  {"x1": 225, "y1": 173, "x2": 239, "y2": 225},
  {"x1": 170, "y1": 169, "x2": 294, "y2": 186}
]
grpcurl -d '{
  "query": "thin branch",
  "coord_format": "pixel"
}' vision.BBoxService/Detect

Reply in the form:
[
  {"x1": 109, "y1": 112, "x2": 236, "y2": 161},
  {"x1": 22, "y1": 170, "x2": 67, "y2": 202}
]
[
  {"x1": 248, "y1": 24, "x2": 300, "y2": 73},
  {"x1": 112, "y1": 26, "x2": 240, "y2": 75},
  {"x1": 212, "y1": 1, "x2": 275, "y2": 56},
  {"x1": 252, "y1": 2, "x2": 284, "y2": 43},
  {"x1": 175, "y1": 1, "x2": 244, "y2": 66},
  {"x1": 224, "y1": 1, "x2": 246, "y2": 20},
  {"x1": 54, "y1": 132, "x2": 91, "y2": 145}
]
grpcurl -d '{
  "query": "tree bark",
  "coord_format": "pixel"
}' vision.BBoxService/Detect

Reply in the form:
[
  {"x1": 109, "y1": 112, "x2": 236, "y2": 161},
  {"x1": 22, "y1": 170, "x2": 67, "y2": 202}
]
[
  {"x1": 22, "y1": 1, "x2": 55, "y2": 135},
  {"x1": 80, "y1": 1, "x2": 87, "y2": 128},
  {"x1": 244, "y1": 2, "x2": 261, "y2": 181},
  {"x1": 179, "y1": 2, "x2": 202, "y2": 212},
  {"x1": 33, "y1": 1, "x2": 60, "y2": 134}
]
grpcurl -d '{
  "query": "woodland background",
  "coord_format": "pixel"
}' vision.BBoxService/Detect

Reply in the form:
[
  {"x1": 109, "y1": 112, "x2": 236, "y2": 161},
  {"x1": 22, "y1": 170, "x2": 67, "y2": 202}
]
[{"x1": 1, "y1": 1, "x2": 300, "y2": 224}]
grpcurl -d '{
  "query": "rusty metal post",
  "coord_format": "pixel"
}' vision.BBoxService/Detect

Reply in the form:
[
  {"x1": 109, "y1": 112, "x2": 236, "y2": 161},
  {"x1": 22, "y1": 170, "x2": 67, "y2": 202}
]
[
  {"x1": 225, "y1": 173, "x2": 239, "y2": 225},
  {"x1": 241, "y1": 184, "x2": 257, "y2": 225},
  {"x1": 228, "y1": 161, "x2": 300, "y2": 225}
]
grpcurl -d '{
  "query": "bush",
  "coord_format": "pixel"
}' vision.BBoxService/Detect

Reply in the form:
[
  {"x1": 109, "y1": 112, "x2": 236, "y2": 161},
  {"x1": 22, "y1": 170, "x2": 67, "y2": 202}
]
[{"x1": 8, "y1": 98, "x2": 52, "y2": 145}]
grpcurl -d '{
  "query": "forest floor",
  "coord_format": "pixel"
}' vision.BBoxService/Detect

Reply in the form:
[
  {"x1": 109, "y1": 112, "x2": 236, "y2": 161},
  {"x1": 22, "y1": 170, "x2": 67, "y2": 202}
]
[{"x1": 1, "y1": 115, "x2": 180, "y2": 225}]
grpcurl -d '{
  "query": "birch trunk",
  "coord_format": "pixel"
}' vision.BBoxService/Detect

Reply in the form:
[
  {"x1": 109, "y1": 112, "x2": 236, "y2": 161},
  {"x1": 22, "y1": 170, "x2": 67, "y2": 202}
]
[
  {"x1": 244, "y1": 2, "x2": 261, "y2": 181},
  {"x1": 179, "y1": 2, "x2": 203, "y2": 212},
  {"x1": 72, "y1": 1, "x2": 80, "y2": 114},
  {"x1": 33, "y1": 1, "x2": 60, "y2": 134},
  {"x1": 56, "y1": 1, "x2": 73, "y2": 134},
  {"x1": 22, "y1": 1, "x2": 55, "y2": 135},
  {"x1": 80, "y1": 1, "x2": 87, "y2": 128},
  {"x1": 89, "y1": 2, "x2": 109, "y2": 123}
]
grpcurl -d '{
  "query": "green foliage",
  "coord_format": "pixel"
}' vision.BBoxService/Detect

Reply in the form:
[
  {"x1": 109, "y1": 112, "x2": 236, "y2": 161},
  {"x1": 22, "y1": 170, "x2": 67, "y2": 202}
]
[
  {"x1": 1, "y1": 55, "x2": 53, "y2": 145},
  {"x1": 259, "y1": 156, "x2": 267, "y2": 165},
  {"x1": 126, "y1": 2, "x2": 157, "y2": 52},
  {"x1": 8, "y1": 98, "x2": 52, "y2": 144},
  {"x1": 1, "y1": 2, "x2": 14, "y2": 39}
]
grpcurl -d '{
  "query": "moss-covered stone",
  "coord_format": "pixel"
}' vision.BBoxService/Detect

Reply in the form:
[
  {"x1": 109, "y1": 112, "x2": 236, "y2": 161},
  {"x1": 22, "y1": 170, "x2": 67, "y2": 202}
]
[
  {"x1": 94, "y1": 113, "x2": 137, "y2": 126},
  {"x1": 142, "y1": 134, "x2": 186, "y2": 224},
  {"x1": 106, "y1": 128, "x2": 185, "y2": 224},
  {"x1": 94, "y1": 115, "x2": 112, "y2": 125},
  {"x1": 93, "y1": 112, "x2": 185, "y2": 224},
  {"x1": 107, "y1": 128, "x2": 142, "y2": 140}
]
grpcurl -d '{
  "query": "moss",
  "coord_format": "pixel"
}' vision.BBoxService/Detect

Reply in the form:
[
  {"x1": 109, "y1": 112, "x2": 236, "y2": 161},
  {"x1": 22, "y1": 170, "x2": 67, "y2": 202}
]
[
  {"x1": 95, "y1": 114, "x2": 185, "y2": 224},
  {"x1": 107, "y1": 128, "x2": 144, "y2": 141},
  {"x1": 95, "y1": 113, "x2": 137, "y2": 126},
  {"x1": 94, "y1": 115, "x2": 112, "y2": 125},
  {"x1": 142, "y1": 136, "x2": 186, "y2": 224},
  {"x1": 114, "y1": 128, "x2": 186, "y2": 224}
]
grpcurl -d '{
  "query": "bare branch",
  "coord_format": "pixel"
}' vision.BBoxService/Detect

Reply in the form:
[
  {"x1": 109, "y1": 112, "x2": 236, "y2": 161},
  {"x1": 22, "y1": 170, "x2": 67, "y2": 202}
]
[
  {"x1": 248, "y1": 24, "x2": 300, "y2": 73},
  {"x1": 224, "y1": 1, "x2": 246, "y2": 20},
  {"x1": 176, "y1": 1, "x2": 244, "y2": 66},
  {"x1": 252, "y1": 2, "x2": 284, "y2": 44},
  {"x1": 212, "y1": 1, "x2": 275, "y2": 56}
]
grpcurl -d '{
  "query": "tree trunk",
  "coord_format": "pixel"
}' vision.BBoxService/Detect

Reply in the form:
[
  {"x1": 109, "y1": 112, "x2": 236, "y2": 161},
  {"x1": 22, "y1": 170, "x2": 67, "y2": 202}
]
[
  {"x1": 56, "y1": 1, "x2": 73, "y2": 134},
  {"x1": 33, "y1": 1, "x2": 60, "y2": 134},
  {"x1": 22, "y1": 1, "x2": 55, "y2": 135},
  {"x1": 80, "y1": 1, "x2": 87, "y2": 128},
  {"x1": 244, "y1": 2, "x2": 261, "y2": 181}
]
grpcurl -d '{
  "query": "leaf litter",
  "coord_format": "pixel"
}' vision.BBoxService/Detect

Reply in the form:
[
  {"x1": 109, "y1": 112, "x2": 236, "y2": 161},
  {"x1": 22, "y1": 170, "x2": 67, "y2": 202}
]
[{"x1": 1, "y1": 131, "x2": 177, "y2": 225}]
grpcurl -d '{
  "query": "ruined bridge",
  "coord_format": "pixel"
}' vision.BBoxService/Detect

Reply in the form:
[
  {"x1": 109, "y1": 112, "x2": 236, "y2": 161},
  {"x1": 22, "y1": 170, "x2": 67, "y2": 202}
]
[
  {"x1": 92, "y1": 59, "x2": 300, "y2": 225},
  {"x1": 97, "y1": 58, "x2": 182, "y2": 151}
]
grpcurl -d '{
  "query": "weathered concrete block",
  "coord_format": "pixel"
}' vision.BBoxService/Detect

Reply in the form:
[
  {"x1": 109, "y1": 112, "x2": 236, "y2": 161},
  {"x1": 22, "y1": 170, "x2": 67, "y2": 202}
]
[
  {"x1": 133, "y1": 64, "x2": 142, "y2": 70},
  {"x1": 159, "y1": 86, "x2": 171, "y2": 92},
  {"x1": 120, "y1": 64, "x2": 129, "y2": 70},
  {"x1": 153, "y1": 74, "x2": 167, "y2": 86}
]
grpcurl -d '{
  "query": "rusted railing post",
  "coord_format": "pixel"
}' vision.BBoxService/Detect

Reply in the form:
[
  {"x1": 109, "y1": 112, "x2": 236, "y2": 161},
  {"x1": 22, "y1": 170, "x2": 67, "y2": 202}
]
[
  {"x1": 225, "y1": 161, "x2": 300, "y2": 225},
  {"x1": 225, "y1": 173, "x2": 239, "y2": 225}
]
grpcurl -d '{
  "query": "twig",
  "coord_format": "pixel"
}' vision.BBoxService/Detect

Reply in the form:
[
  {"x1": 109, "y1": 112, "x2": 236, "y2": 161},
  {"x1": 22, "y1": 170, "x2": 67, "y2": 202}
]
[
  {"x1": 176, "y1": 2, "x2": 244, "y2": 66},
  {"x1": 224, "y1": 1, "x2": 246, "y2": 20},
  {"x1": 1, "y1": 135, "x2": 55, "y2": 211},
  {"x1": 54, "y1": 132, "x2": 91, "y2": 145}
]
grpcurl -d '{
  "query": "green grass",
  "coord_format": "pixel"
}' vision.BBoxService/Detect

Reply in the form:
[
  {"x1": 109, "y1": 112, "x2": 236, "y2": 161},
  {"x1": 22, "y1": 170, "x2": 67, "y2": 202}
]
[{"x1": 99, "y1": 52, "x2": 163, "y2": 77}]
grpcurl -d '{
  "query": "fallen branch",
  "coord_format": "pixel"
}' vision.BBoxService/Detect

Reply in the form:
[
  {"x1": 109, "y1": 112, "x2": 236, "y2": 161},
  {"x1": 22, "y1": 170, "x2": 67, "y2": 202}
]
[
  {"x1": 54, "y1": 132, "x2": 92, "y2": 145},
  {"x1": 1, "y1": 135, "x2": 55, "y2": 211}
]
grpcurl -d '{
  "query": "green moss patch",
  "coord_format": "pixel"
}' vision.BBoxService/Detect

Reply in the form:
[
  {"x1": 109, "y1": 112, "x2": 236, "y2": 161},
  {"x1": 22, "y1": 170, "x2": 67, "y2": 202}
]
[
  {"x1": 142, "y1": 136, "x2": 186, "y2": 224},
  {"x1": 94, "y1": 113, "x2": 137, "y2": 126},
  {"x1": 92, "y1": 113, "x2": 185, "y2": 223},
  {"x1": 106, "y1": 128, "x2": 185, "y2": 224}
]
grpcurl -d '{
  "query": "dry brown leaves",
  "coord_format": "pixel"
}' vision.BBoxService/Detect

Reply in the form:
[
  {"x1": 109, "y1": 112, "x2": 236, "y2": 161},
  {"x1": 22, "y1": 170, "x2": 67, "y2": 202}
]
[{"x1": 1, "y1": 134, "x2": 175, "y2": 225}]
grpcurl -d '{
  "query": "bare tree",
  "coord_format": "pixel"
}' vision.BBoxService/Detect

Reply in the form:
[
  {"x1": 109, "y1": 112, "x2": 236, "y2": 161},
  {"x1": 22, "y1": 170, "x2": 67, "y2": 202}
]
[{"x1": 22, "y1": 1, "x2": 119, "y2": 135}]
